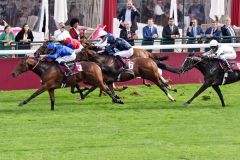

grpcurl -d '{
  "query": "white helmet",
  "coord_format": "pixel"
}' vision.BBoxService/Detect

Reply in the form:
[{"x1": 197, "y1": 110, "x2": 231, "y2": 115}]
[
  {"x1": 209, "y1": 40, "x2": 218, "y2": 47},
  {"x1": 98, "y1": 30, "x2": 107, "y2": 37}
]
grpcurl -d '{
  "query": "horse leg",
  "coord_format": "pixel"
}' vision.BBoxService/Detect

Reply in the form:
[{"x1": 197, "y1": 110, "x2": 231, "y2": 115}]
[
  {"x1": 18, "y1": 85, "x2": 49, "y2": 107},
  {"x1": 81, "y1": 86, "x2": 98, "y2": 99},
  {"x1": 183, "y1": 83, "x2": 210, "y2": 107},
  {"x1": 143, "y1": 79, "x2": 151, "y2": 87},
  {"x1": 113, "y1": 83, "x2": 128, "y2": 92},
  {"x1": 159, "y1": 76, "x2": 177, "y2": 92},
  {"x1": 48, "y1": 89, "x2": 55, "y2": 111},
  {"x1": 99, "y1": 83, "x2": 124, "y2": 104},
  {"x1": 152, "y1": 79, "x2": 176, "y2": 102},
  {"x1": 212, "y1": 85, "x2": 225, "y2": 107},
  {"x1": 107, "y1": 82, "x2": 120, "y2": 99},
  {"x1": 75, "y1": 84, "x2": 85, "y2": 100}
]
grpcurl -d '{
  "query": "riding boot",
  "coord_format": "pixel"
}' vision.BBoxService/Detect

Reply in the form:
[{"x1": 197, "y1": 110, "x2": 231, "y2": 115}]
[
  {"x1": 61, "y1": 62, "x2": 72, "y2": 76},
  {"x1": 221, "y1": 59, "x2": 233, "y2": 73},
  {"x1": 115, "y1": 55, "x2": 128, "y2": 69}
]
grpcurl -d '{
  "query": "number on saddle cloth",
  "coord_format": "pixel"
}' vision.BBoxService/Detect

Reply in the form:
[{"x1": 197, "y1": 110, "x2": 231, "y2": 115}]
[{"x1": 59, "y1": 62, "x2": 83, "y2": 75}]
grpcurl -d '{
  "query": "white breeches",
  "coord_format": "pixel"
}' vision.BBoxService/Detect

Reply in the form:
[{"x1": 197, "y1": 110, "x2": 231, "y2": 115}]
[
  {"x1": 56, "y1": 51, "x2": 76, "y2": 63},
  {"x1": 114, "y1": 48, "x2": 134, "y2": 58},
  {"x1": 219, "y1": 53, "x2": 236, "y2": 60}
]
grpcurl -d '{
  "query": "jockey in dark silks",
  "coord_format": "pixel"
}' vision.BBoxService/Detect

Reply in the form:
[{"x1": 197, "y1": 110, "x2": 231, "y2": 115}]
[
  {"x1": 95, "y1": 30, "x2": 134, "y2": 70},
  {"x1": 44, "y1": 42, "x2": 76, "y2": 76}
]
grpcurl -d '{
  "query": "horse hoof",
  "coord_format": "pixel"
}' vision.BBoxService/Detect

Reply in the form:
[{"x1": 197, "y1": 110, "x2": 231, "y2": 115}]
[
  {"x1": 18, "y1": 101, "x2": 26, "y2": 107},
  {"x1": 173, "y1": 89, "x2": 177, "y2": 92},
  {"x1": 182, "y1": 102, "x2": 189, "y2": 107},
  {"x1": 115, "y1": 95, "x2": 121, "y2": 99}
]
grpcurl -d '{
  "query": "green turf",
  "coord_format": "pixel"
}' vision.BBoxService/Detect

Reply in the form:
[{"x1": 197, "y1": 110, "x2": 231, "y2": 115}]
[{"x1": 0, "y1": 84, "x2": 240, "y2": 160}]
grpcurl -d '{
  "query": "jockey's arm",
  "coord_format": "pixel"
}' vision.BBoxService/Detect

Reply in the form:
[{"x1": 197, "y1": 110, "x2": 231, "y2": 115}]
[
  {"x1": 104, "y1": 43, "x2": 117, "y2": 55},
  {"x1": 95, "y1": 39, "x2": 107, "y2": 49}
]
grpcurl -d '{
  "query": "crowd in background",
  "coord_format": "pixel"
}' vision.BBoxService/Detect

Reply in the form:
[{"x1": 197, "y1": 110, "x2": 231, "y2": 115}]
[{"x1": 0, "y1": 0, "x2": 238, "y2": 58}]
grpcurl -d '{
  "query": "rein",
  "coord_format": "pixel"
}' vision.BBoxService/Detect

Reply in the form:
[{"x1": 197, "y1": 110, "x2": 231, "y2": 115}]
[
  {"x1": 181, "y1": 57, "x2": 202, "y2": 73},
  {"x1": 32, "y1": 59, "x2": 41, "y2": 70}
]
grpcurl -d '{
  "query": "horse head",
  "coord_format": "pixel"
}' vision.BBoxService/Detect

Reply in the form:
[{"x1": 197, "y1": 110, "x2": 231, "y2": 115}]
[
  {"x1": 34, "y1": 41, "x2": 49, "y2": 57},
  {"x1": 179, "y1": 54, "x2": 202, "y2": 73},
  {"x1": 12, "y1": 56, "x2": 40, "y2": 77},
  {"x1": 77, "y1": 48, "x2": 97, "y2": 61}
]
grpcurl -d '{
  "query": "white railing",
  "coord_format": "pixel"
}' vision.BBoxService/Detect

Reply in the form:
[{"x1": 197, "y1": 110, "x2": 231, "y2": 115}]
[{"x1": 0, "y1": 43, "x2": 240, "y2": 55}]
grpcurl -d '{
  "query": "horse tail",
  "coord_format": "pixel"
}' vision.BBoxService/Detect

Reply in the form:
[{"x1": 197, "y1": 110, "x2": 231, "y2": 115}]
[{"x1": 155, "y1": 61, "x2": 180, "y2": 74}]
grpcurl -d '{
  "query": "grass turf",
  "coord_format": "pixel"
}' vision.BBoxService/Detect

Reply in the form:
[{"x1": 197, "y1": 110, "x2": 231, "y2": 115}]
[{"x1": 0, "y1": 84, "x2": 240, "y2": 160}]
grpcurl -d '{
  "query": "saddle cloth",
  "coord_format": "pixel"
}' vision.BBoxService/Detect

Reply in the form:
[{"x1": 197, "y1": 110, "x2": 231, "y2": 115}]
[
  {"x1": 59, "y1": 62, "x2": 83, "y2": 75},
  {"x1": 219, "y1": 61, "x2": 240, "y2": 71},
  {"x1": 116, "y1": 58, "x2": 134, "y2": 70}
]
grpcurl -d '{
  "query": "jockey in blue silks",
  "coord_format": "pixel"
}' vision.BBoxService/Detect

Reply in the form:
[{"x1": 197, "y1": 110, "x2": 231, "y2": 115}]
[
  {"x1": 44, "y1": 42, "x2": 76, "y2": 76},
  {"x1": 95, "y1": 30, "x2": 134, "y2": 70}
]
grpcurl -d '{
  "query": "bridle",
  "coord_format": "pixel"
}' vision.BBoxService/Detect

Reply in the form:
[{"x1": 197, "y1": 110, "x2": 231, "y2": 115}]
[
  {"x1": 31, "y1": 58, "x2": 41, "y2": 70},
  {"x1": 180, "y1": 56, "x2": 202, "y2": 73}
]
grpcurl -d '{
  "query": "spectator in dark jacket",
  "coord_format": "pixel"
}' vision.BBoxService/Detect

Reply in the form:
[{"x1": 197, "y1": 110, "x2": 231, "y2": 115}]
[
  {"x1": 15, "y1": 23, "x2": 34, "y2": 57},
  {"x1": 142, "y1": 18, "x2": 158, "y2": 52},
  {"x1": 204, "y1": 20, "x2": 221, "y2": 51},
  {"x1": 162, "y1": 18, "x2": 180, "y2": 52},
  {"x1": 187, "y1": 19, "x2": 204, "y2": 52},
  {"x1": 221, "y1": 17, "x2": 237, "y2": 43},
  {"x1": 120, "y1": 21, "x2": 136, "y2": 46},
  {"x1": 117, "y1": 0, "x2": 140, "y2": 32}
]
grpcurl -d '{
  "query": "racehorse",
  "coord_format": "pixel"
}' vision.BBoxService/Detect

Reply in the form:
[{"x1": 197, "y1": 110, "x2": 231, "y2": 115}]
[
  {"x1": 11, "y1": 56, "x2": 123, "y2": 110},
  {"x1": 179, "y1": 53, "x2": 240, "y2": 107},
  {"x1": 77, "y1": 48, "x2": 177, "y2": 102}
]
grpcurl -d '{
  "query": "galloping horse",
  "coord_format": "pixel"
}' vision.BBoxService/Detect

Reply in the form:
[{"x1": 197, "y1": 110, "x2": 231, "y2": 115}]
[
  {"x1": 77, "y1": 48, "x2": 177, "y2": 102},
  {"x1": 11, "y1": 56, "x2": 123, "y2": 110},
  {"x1": 179, "y1": 54, "x2": 240, "y2": 107},
  {"x1": 81, "y1": 40, "x2": 179, "y2": 87}
]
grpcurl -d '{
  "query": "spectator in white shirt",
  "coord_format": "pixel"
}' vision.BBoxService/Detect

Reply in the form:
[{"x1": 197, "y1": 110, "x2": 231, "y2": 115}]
[{"x1": 54, "y1": 22, "x2": 71, "y2": 42}]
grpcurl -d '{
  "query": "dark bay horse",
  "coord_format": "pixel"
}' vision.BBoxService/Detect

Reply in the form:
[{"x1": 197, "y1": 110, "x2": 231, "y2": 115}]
[
  {"x1": 77, "y1": 48, "x2": 177, "y2": 102},
  {"x1": 179, "y1": 54, "x2": 240, "y2": 107},
  {"x1": 11, "y1": 57, "x2": 123, "y2": 110}
]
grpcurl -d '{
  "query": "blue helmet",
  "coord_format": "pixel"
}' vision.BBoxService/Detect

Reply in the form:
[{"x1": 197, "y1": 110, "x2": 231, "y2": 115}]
[
  {"x1": 107, "y1": 35, "x2": 115, "y2": 44},
  {"x1": 47, "y1": 42, "x2": 56, "y2": 50}
]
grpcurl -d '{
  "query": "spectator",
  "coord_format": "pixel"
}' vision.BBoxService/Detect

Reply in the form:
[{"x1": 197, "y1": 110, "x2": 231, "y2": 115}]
[
  {"x1": 2, "y1": 1, "x2": 20, "y2": 26},
  {"x1": 142, "y1": 18, "x2": 158, "y2": 53},
  {"x1": 141, "y1": 0, "x2": 154, "y2": 23},
  {"x1": 188, "y1": 0, "x2": 205, "y2": 25},
  {"x1": 221, "y1": 17, "x2": 237, "y2": 43},
  {"x1": 69, "y1": 18, "x2": 87, "y2": 40},
  {"x1": 154, "y1": 0, "x2": 168, "y2": 26},
  {"x1": 162, "y1": 18, "x2": 180, "y2": 52},
  {"x1": 0, "y1": 25, "x2": 15, "y2": 58},
  {"x1": 117, "y1": 0, "x2": 140, "y2": 32},
  {"x1": 67, "y1": 1, "x2": 84, "y2": 26},
  {"x1": 15, "y1": 23, "x2": 34, "y2": 57},
  {"x1": 120, "y1": 21, "x2": 137, "y2": 46},
  {"x1": 177, "y1": 3, "x2": 184, "y2": 28},
  {"x1": 205, "y1": 20, "x2": 221, "y2": 51},
  {"x1": 54, "y1": 22, "x2": 71, "y2": 42},
  {"x1": 186, "y1": 19, "x2": 204, "y2": 52}
]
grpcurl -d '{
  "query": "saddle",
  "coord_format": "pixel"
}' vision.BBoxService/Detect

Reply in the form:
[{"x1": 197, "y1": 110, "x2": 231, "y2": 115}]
[
  {"x1": 219, "y1": 61, "x2": 240, "y2": 71},
  {"x1": 59, "y1": 61, "x2": 83, "y2": 75}
]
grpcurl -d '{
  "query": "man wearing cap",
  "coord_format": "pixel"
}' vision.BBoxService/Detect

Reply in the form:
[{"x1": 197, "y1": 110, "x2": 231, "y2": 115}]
[{"x1": 203, "y1": 40, "x2": 236, "y2": 73}]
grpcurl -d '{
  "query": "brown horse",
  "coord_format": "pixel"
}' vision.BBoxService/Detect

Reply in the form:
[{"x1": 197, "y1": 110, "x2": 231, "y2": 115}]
[
  {"x1": 77, "y1": 48, "x2": 176, "y2": 102},
  {"x1": 11, "y1": 56, "x2": 123, "y2": 110},
  {"x1": 81, "y1": 40, "x2": 178, "y2": 87}
]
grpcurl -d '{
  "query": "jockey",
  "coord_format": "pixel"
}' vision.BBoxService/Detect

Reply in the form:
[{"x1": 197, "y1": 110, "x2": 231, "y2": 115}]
[
  {"x1": 56, "y1": 36, "x2": 84, "y2": 53},
  {"x1": 203, "y1": 40, "x2": 236, "y2": 73},
  {"x1": 96, "y1": 30, "x2": 134, "y2": 70},
  {"x1": 44, "y1": 42, "x2": 76, "y2": 76}
]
